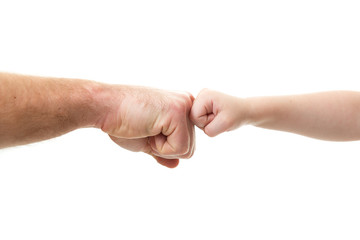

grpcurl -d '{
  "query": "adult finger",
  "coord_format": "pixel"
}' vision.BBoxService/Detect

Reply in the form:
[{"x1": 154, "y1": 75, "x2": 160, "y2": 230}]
[
  {"x1": 152, "y1": 155, "x2": 180, "y2": 168},
  {"x1": 150, "y1": 124, "x2": 191, "y2": 157}
]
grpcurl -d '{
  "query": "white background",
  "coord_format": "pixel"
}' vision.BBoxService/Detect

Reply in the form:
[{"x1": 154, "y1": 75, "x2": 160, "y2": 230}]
[{"x1": 0, "y1": 0, "x2": 360, "y2": 239}]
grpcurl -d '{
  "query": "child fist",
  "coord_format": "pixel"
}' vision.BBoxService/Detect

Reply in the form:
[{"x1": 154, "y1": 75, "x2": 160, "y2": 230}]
[{"x1": 190, "y1": 89, "x2": 249, "y2": 137}]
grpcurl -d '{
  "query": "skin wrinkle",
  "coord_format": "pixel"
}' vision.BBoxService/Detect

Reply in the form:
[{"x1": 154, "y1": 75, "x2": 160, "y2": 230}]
[
  {"x1": 183, "y1": 116, "x2": 192, "y2": 155},
  {"x1": 176, "y1": 111, "x2": 190, "y2": 155},
  {"x1": 185, "y1": 120, "x2": 192, "y2": 157},
  {"x1": 147, "y1": 89, "x2": 165, "y2": 136}
]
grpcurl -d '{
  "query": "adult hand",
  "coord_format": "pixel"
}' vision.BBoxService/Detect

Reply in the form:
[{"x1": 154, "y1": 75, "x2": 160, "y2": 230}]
[{"x1": 98, "y1": 85, "x2": 195, "y2": 168}]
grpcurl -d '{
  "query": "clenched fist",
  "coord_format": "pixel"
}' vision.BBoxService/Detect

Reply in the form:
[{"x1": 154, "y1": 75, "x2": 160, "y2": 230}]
[
  {"x1": 190, "y1": 89, "x2": 249, "y2": 137},
  {"x1": 98, "y1": 85, "x2": 195, "y2": 168}
]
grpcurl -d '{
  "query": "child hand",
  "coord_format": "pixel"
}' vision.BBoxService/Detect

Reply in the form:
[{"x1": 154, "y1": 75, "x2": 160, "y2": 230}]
[{"x1": 190, "y1": 89, "x2": 249, "y2": 137}]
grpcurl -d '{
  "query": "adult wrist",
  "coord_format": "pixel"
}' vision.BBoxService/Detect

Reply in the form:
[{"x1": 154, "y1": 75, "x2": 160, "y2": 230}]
[{"x1": 76, "y1": 80, "x2": 113, "y2": 129}]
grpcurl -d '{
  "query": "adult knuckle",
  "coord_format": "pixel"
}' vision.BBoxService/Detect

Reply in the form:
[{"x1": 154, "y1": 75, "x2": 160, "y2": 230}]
[
  {"x1": 176, "y1": 92, "x2": 192, "y2": 105},
  {"x1": 170, "y1": 99, "x2": 187, "y2": 114}
]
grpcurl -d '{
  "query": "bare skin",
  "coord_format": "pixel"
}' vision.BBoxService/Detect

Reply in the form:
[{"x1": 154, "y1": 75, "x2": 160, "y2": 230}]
[
  {"x1": 0, "y1": 72, "x2": 195, "y2": 168},
  {"x1": 190, "y1": 89, "x2": 360, "y2": 141}
]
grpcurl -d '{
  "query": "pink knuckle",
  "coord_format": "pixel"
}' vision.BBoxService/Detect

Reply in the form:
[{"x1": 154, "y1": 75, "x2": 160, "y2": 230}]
[
  {"x1": 171, "y1": 101, "x2": 188, "y2": 115},
  {"x1": 178, "y1": 93, "x2": 193, "y2": 106}
]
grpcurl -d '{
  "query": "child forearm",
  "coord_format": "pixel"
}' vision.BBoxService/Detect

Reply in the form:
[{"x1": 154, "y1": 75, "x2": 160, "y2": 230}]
[{"x1": 246, "y1": 91, "x2": 360, "y2": 141}]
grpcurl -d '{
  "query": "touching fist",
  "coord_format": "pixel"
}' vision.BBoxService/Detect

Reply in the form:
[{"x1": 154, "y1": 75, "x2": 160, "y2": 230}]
[
  {"x1": 98, "y1": 85, "x2": 195, "y2": 168},
  {"x1": 190, "y1": 89, "x2": 249, "y2": 137}
]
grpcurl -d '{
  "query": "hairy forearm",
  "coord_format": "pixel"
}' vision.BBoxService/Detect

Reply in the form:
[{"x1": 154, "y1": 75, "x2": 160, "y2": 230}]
[
  {"x1": 0, "y1": 73, "x2": 106, "y2": 148},
  {"x1": 246, "y1": 91, "x2": 360, "y2": 141}
]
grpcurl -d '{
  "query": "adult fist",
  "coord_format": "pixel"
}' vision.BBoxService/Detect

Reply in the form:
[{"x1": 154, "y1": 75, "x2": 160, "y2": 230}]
[{"x1": 97, "y1": 85, "x2": 195, "y2": 168}]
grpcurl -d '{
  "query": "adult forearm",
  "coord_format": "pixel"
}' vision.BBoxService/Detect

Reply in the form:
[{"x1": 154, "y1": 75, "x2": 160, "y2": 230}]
[
  {"x1": 0, "y1": 73, "x2": 105, "y2": 148},
  {"x1": 246, "y1": 91, "x2": 360, "y2": 141}
]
